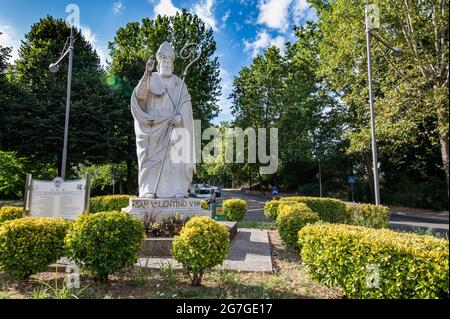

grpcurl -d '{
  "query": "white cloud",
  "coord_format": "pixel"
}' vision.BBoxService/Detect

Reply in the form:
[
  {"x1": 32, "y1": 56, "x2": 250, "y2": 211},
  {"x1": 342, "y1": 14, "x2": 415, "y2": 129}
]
[
  {"x1": 243, "y1": 30, "x2": 285, "y2": 58},
  {"x1": 0, "y1": 24, "x2": 21, "y2": 62},
  {"x1": 113, "y1": 1, "x2": 125, "y2": 14},
  {"x1": 193, "y1": 0, "x2": 217, "y2": 31},
  {"x1": 257, "y1": 0, "x2": 292, "y2": 32},
  {"x1": 221, "y1": 9, "x2": 231, "y2": 28},
  {"x1": 293, "y1": 0, "x2": 317, "y2": 24},
  {"x1": 153, "y1": 0, "x2": 181, "y2": 17},
  {"x1": 80, "y1": 26, "x2": 109, "y2": 67}
]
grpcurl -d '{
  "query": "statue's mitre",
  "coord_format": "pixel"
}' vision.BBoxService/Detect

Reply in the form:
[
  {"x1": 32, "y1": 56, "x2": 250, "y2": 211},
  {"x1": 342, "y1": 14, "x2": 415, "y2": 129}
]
[{"x1": 156, "y1": 41, "x2": 176, "y2": 61}]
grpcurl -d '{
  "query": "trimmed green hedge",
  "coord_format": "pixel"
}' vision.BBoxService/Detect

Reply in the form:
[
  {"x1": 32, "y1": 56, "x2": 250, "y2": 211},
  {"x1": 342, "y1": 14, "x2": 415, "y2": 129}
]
[
  {"x1": 347, "y1": 203, "x2": 390, "y2": 229},
  {"x1": 65, "y1": 211, "x2": 145, "y2": 281},
  {"x1": 298, "y1": 223, "x2": 449, "y2": 299},
  {"x1": 264, "y1": 200, "x2": 280, "y2": 220},
  {"x1": 276, "y1": 203, "x2": 319, "y2": 249},
  {"x1": 280, "y1": 196, "x2": 351, "y2": 224},
  {"x1": 89, "y1": 195, "x2": 136, "y2": 213},
  {"x1": 0, "y1": 206, "x2": 23, "y2": 224},
  {"x1": 223, "y1": 199, "x2": 247, "y2": 222},
  {"x1": 172, "y1": 216, "x2": 230, "y2": 286},
  {"x1": 0, "y1": 217, "x2": 69, "y2": 279}
]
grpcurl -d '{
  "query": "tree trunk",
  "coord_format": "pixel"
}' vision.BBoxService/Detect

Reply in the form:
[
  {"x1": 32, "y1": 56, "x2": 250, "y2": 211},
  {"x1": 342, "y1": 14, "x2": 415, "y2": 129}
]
[
  {"x1": 439, "y1": 131, "x2": 449, "y2": 199},
  {"x1": 363, "y1": 153, "x2": 375, "y2": 204},
  {"x1": 191, "y1": 272, "x2": 203, "y2": 286}
]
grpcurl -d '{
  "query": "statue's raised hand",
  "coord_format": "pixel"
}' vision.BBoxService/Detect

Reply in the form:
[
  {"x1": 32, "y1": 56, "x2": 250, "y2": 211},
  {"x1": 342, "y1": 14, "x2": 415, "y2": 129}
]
[{"x1": 146, "y1": 59, "x2": 155, "y2": 75}]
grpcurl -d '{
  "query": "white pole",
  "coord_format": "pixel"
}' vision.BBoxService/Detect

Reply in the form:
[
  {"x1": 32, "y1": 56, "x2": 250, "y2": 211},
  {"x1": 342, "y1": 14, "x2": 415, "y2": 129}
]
[
  {"x1": 365, "y1": 5, "x2": 381, "y2": 205},
  {"x1": 61, "y1": 26, "x2": 74, "y2": 180}
]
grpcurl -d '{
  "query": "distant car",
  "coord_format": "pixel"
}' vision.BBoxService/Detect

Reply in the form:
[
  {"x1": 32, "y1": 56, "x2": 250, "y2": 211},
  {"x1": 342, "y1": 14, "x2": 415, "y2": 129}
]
[
  {"x1": 211, "y1": 186, "x2": 221, "y2": 198},
  {"x1": 196, "y1": 188, "x2": 216, "y2": 203}
]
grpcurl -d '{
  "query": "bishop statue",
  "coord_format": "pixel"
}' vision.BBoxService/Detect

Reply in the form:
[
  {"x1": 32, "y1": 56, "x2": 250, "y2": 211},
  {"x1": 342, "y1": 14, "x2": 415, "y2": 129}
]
[{"x1": 130, "y1": 42, "x2": 196, "y2": 198}]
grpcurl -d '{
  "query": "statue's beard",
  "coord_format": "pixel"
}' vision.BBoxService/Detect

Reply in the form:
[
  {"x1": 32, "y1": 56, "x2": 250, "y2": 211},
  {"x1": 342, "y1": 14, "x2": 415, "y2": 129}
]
[{"x1": 160, "y1": 66, "x2": 173, "y2": 78}]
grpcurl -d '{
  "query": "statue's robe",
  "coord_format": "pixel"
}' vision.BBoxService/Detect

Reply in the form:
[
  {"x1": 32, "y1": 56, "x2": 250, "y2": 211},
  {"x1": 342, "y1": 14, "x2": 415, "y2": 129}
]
[{"x1": 130, "y1": 72, "x2": 196, "y2": 198}]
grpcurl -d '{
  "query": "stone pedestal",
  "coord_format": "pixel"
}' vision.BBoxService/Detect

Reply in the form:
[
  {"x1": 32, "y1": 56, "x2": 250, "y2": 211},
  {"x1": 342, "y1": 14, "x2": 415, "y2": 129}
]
[{"x1": 122, "y1": 197, "x2": 210, "y2": 222}]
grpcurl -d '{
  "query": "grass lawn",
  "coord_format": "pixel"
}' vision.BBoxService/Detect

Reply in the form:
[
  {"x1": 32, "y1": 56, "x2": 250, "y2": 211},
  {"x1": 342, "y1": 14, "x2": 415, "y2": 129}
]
[{"x1": 0, "y1": 230, "x2": 342, "y2": 299}]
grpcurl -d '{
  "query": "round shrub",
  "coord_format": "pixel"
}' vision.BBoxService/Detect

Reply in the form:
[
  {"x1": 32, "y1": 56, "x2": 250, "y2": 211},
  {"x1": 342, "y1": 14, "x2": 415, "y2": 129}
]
[
  {"x1": 223, "y1": 199, "x2": 247, "y2": 221},
  {"x1": 201, "y1": 200, "x2": 209, "y2": 211},
  {"x1": 0, "y1": 206, "x2": 23, "y2": 224},
  {"x1": 172, "y1": 216, "x2": 230, "y2": 286},
  {"x1": 0, "y1": 217, "x2": 69, "y2": 279},
  {"x1": 276, "y1": 203, "x2": 319, "y2": 250},
  {"x1": 65, "y1": 211, "x2": 145, "y2": 281},
  {"x1": 280, "y1": 196, "x2": 351, "y2": 224},
  {"x1": 347, "y1": 203, "x2": 391, "y2": 229},
  {"x1": 89, "y1": 195, "x2": 136, "y2": 213},
  {"x1": 264, "y1": 200, "x2": 280, "y2": 220}
]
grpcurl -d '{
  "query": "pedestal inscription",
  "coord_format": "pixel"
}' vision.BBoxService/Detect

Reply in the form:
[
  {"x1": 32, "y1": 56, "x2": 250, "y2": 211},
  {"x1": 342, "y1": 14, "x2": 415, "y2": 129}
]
[{"x1": 122, "y1": 198, "x2": 210, "y2": 222}]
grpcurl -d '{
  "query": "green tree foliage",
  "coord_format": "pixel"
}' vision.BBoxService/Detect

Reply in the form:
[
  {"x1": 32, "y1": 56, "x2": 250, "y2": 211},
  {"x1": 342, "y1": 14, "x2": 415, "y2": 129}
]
[
  {"x1": 230, "y1": 23, "x2": 346, "y2": 192},
  {"x1": 1, "y1": 17, "x2": 122, "y2": 177},
  {"x1": 310, "y1": 0, "x2": 449, "y2": 204},
  {"x1": 0, "y1": 150, "x2": 57, "y2": 199},
  {"x1": 75, "y1": 162, "x2": 127, "y2": 196},
  {"x1": 0, "y1": 151, "x2": 26, "y2": 198}
]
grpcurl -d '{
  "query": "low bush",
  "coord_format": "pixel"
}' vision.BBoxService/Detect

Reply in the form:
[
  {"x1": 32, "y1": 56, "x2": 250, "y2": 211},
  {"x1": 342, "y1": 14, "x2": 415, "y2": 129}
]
[
  {"x1": 201, "y1": 200, "x2": 209, "y2": 211},
  {"x1": 0, "y1": 206, "x2": 23, "y2": 224},
  {"x1": 280, "y1": 196, "x2": 350, "y2": 224},
  {"x1": 65, "y1": 211, "x2": 145, "y2": 281},
  {"x1": 276, "y1": 203, "x2": 319, "y2": 250},
  {"x1": 172, "y1": 216, "x2": 230, "y2": 286},
  {"x1": 89, "y1": 195, "x2": 136, "y2": 213},
  {"x1": 223, "y1": 199, "x2": 247, "y2": 222},
  {"x1": 298, "y1": 223, "x2": 449, "y2": 298},
  {"x1": 347, "y1": 203, "x2": 391, "y2": 229},
  {"x1": 0, "y1": 217, "x2": 69, "y2": 279},
  {"x1": 264, "y1": 200, "x2": 280, "y2": 220}
]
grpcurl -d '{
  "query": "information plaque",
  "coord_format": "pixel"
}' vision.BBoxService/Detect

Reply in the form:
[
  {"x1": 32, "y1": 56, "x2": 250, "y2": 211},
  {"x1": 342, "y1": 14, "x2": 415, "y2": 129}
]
[{"x1": 23, "y1": 174, "x2": 91, "y2": 220}]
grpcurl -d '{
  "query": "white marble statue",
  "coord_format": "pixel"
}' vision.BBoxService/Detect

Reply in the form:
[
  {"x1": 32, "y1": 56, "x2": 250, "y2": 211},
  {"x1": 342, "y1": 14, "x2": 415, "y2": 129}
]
[{"x1": 130, "y1": 41, "x2": 196, "y2": 198}]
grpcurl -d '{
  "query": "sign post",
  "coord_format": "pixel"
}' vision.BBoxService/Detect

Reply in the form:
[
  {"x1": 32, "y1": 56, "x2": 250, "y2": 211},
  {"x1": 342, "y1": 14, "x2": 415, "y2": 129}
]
[{"x1": 348, "y1": 176, "x2": 356, "y2": 203}]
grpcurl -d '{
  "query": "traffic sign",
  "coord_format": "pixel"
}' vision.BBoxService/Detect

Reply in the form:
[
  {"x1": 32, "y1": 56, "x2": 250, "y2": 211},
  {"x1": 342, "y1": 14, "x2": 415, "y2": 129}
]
[
  {"x1": 211, "y1": 203, "x2": 226, "y2": 221},
  {"x1": 348, "y1": 176, "x2": 356, "y2": 184}
]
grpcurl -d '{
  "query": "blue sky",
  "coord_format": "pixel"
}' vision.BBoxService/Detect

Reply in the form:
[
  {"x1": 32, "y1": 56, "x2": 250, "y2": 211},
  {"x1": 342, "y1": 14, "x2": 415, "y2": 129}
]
[{"x1": 0, "y1": 0, "x2": 317, "y2": 123}]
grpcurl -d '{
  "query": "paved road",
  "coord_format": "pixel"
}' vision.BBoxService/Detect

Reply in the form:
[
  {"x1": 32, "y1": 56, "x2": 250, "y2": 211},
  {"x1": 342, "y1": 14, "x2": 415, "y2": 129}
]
[
  {"x1": 217, "y1": 189, "x2": 270, "y2": 222},
  {"x1": 217, "y1": 189, "x2": 449, "y2": 235}
]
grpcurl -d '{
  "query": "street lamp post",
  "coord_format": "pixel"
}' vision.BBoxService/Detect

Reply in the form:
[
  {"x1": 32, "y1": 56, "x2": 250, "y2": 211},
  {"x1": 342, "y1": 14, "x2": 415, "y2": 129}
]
[
  {"x1": 365, "y1": 6, "x2": 381, "y2": 205},
  {"x1": 364, "y1": 5, "x2": 402, "y2": 205},
  {"x1": 49, "y1": 26, "x2": 74, "y2": 180}
]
